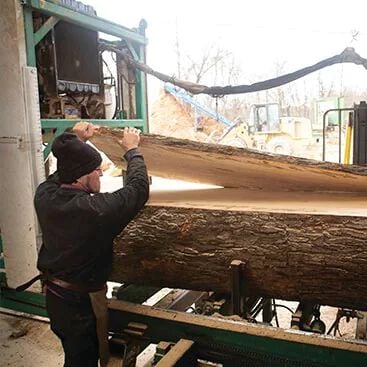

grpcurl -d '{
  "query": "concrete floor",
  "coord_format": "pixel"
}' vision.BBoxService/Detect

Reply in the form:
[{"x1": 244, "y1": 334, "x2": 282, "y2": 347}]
[
  {"x1": 0, "y1": 310, "x2": 151, "y2": 366},
  {"x1": 0, "y1": 311, "x2": 63, "y2": 367}
]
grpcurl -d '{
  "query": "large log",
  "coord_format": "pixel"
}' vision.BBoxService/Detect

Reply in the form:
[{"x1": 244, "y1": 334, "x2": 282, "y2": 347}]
[
  {"x1": 110, "y1": 205, "x2": 367, "y2": 311},
  {"x1": 91, "y1": 130, "x2": 367, "y2": 310}
]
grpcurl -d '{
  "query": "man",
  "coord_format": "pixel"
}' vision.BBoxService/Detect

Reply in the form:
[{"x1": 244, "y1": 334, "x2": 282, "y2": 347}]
[{"x1": 34, "y1": 123, "x2": 149, "y2": 366}]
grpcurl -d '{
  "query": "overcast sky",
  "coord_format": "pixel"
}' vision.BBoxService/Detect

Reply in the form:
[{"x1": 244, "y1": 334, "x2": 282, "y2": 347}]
[{"x1": 85, "y1": 0, "x2": 367, "y2": 103}]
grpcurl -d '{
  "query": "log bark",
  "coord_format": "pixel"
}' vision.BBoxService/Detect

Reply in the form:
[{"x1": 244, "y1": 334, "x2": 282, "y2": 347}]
[
  {"x1": 91, "y1": 130, "x2": 367, "y2": 310},
  {"x1": 111, "y1": 206, "x2": 367, "y2": 311}
]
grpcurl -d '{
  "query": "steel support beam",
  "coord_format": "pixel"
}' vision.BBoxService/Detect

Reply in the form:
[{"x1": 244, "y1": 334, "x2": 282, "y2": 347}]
[
  {"x1": 33, "y1": 15, "x2": 59, "y2": 45},
  {"x1": 41, "y1": 119, "x2": 146, "y2": 159},
  {"x1": 41, "y1": 118, "x2": 145, "y2": 129},
  {"x1": 23, "y1": 7, "x2": 36, "y2": 66},
  {"x1": 24, "y1": 0, "x2": 146, "y2": 45}
]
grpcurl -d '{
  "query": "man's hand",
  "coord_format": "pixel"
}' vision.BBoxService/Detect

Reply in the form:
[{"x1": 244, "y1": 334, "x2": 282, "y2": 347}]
[
  {"x1": 118, "y1": 127, "x2": 141, "y2": 153},
  {"x1": 72, "y1": 121, "x2": 100, "y2": 142}
]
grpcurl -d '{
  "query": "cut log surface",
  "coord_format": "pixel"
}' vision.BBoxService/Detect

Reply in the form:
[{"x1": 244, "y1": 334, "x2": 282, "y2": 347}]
[
  {"x1": 92, "y1": 129, "x2": 367, "y2": 193},
  {"x1": 91, "y1": 130, "x2": 367, "y2": 310}
]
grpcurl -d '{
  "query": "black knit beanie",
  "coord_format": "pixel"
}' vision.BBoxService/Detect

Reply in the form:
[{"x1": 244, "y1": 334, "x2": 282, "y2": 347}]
[{"x1": 52, "y1": 133, "x2": 102, "y2": 183}]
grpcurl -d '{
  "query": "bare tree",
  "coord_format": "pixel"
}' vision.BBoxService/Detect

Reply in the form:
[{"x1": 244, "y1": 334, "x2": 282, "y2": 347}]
[
  {"x1": 182, "y1": 45, "x2": 232, "y2": 85},
  {"x1": 318, "y1": 72, "x2": 336, "y2": 98},
  {"x1": 174, "y1": 19, "x2": 181, "y2": 80},
  {"x1": 178, "y1": 44, "x2": 247, "y2": 122}
]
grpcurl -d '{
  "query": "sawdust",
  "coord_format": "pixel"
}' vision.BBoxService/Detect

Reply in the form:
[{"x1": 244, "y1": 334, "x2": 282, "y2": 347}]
[
  {"x1": 149, "y1": 90, "x2": 224, "y2": 142},
  {"x1": 0, "y1": 314, "x2": 63, "y2": 366},
  {"x1": 0, "y1": 313, "x2": 126, "y2": 366}
]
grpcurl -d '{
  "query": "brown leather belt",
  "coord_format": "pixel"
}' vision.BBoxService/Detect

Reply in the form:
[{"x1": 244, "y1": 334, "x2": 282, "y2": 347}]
[
  {"x1": 47, "y1": 277, "x2": 104, "y2": 293},
  {"x1": 15, "y1": 273, "x2": 104, "y2": 294}
]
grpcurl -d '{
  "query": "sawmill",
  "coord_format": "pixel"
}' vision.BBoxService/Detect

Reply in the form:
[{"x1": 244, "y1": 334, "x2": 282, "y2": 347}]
[{"x1": 1, "y1": 0, "x2": 367, "y2": 366}]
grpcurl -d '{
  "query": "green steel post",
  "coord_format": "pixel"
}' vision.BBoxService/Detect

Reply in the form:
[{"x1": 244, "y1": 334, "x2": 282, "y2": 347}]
[
  {"x1": 134, "y1": 45, "x2": 148, "y2": 133},
  {"x1": 126, "y1": 40, "x2": 148, "y2": 132},
  {"x1": 139, "y1": 20, "x2": 149, "y2": 133},
  {"x1": 141, "y1": 44, "x2": 149, "y2": 133},
  {"x1": 23, "y1": 7, "x2": 36, "y2": 67}
]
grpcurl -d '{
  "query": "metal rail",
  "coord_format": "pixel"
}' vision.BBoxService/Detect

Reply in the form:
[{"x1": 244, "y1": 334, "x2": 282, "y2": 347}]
[
  {"x1": 322, "y1": 108, "x2": 354, "y2": 162},
  {"x1": 322, "y1": 106, "x2": 367, "y2": 163},
  {"x1": 109, "y1": 300, "x2": 367, "y2": 367},
  {"x1": 164, "y1": 83, "x2": 235, "y2": 127}
]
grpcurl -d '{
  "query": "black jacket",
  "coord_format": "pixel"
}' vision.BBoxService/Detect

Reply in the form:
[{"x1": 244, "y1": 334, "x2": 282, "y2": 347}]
[{"x1": 35, "y1": 149, "x2": 149, "y2": 288}]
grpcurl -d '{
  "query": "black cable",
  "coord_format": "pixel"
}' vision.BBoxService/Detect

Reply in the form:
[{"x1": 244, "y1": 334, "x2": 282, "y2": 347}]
[
  {"x1": 103, "y1": 44, "x2": 367, "y2": 96},
  {"x1": 272, "y1": 299, "x2": 280, "y2": 327},
  {"x1": 112, "y1": 93, "x2": 119, "y2": 120},
  {"x1": 337, "y1": 324, "x2": 343, "y2": 337},
  {"x1": 274, "y1": 304, "x2": 295, "y2": 314},
  {"x1": 185, "y1": 306, "x2": 197, "y2": 314},
  {"x1": 102, "y1": 56, "x2": 115, "y2": 81},
  {"x1": 327, "y1": 316, "x2": 343, "y2": 335}
]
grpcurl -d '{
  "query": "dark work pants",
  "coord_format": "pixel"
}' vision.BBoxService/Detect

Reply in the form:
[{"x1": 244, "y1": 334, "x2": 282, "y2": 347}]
[{"x1": 46, "y1": 286, "x2": 99, "y2": 367}]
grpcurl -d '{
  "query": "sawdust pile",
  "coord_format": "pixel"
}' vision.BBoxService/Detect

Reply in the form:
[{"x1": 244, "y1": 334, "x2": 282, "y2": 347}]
[{"x1": 149, "y1": 90, "x2": 224, "y2": 142}]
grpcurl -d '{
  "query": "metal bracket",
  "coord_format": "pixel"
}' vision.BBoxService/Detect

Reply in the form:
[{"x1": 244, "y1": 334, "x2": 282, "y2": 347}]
[
  {"x1": 109, "y1": 322, "x2": 148, "y2": 367},
  {"x1": 154, "y1": 341, "x2": 174, "y2": 364},
  {"x1": 291, "y1": 302, "x2": 325, "y2": 333},
  {"x1": 356, "y1": 312, "x2": 367, "y2": 339},
  {"x1": 230, "y1": 260, "x2": 246, "y2": 316}
]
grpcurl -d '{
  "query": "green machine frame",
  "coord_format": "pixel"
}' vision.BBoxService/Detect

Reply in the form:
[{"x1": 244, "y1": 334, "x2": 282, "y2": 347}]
[
  {"x1": 23, "y1": 0, "x2": 149, "y2": 158},
  {"x1": 0, "y1": 232, "x2": 46, "y2": 316}
]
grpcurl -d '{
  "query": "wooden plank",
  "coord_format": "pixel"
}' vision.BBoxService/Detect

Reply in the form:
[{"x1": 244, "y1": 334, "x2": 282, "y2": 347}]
[
  {"x1": 156, "y1": 339, "x2": 194, "y2": 367},
  {"x1": 91, "y1": 129, "x2": 367, "y2": 192}
]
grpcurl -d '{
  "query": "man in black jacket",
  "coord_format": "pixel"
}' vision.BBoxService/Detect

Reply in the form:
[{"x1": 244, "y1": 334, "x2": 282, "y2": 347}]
[{"x1": 34, "y1": 123, "x2": 149, "y2": 367}]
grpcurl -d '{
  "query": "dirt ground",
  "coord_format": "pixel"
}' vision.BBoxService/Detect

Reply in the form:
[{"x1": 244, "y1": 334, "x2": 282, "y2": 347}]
[
  {"x1": 0, "y1": 312, "x2": 63, "y2": 367},
  {"x1": 149, "y1": 91, "x2": 224, "y2": 142}
]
